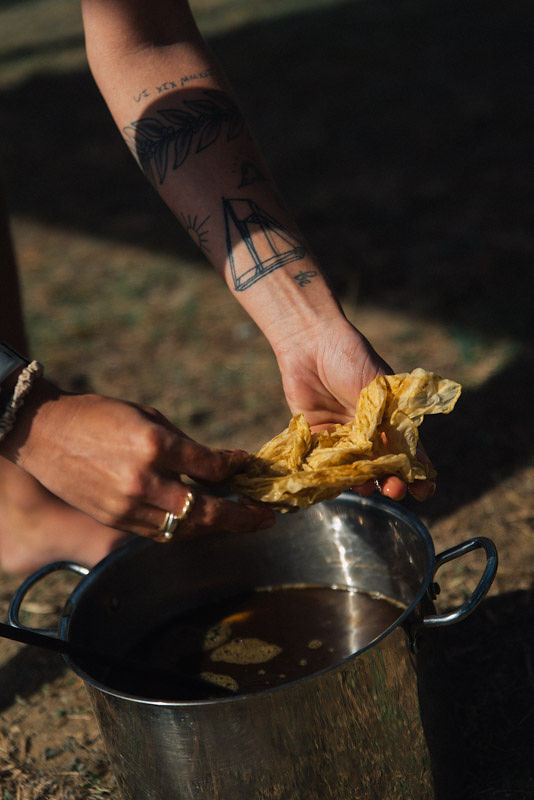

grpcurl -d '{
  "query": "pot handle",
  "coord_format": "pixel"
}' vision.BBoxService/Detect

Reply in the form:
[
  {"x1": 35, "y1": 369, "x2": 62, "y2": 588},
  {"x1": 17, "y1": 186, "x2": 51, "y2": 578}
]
[
  {"x1": 421, "y1": 537, "x2": 498, "y2": 628},
  {"x1": 8, "y1": 560, "x2": 90, "y2": 637}
]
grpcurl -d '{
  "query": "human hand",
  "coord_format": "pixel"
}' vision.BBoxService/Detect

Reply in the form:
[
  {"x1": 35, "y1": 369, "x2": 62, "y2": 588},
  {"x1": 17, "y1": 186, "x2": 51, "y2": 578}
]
[
  {"x1": 2, "y1": 380, "x2": 275, "y2": 539},
  {"x1": 274, "y1": 317, "x2": 435, "y2": 502}
]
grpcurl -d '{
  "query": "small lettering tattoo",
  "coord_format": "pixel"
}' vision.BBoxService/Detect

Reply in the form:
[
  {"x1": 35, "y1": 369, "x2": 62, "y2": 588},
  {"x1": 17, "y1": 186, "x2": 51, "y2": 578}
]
[
  {"x1": 134, "y1": 89, "x2": 151, "y2": 103},
  {"x1": 131, "y1": 69, "x2": 214, "y2": 103},
  {"x1": 223, "y1": 197, "x2": 306, "y2": 291},
  {"x1": 156, "y1": 80, "x2": 178, "y2": 93},
  {"x1": 123, "y1": 90, "x2": 245, "y2": 184},
  {"x1": 293, "y1": 270, "x2": 317, "y2": 286},
  {"x1": 179, "y1": 70, "x2": 213, "y2": 87}
]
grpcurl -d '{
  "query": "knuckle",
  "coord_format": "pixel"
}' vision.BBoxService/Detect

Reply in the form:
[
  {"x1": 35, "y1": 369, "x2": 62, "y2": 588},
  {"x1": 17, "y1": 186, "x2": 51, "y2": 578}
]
[
  {"x1": 120, "y1": 466, "x2": 150, "y2": 500},
  {"x1": 104, "y1": 496, "x2": 137, "y2": 525},
  {"x1": 137, "y1": 425, "x2": 167, "y2": 465},
  {"x1": 200, "y1": 497, "x2": 222, "y2": 528},
  {"x1": 210, "y1": 452, "x2": 232, "y2": 480}
]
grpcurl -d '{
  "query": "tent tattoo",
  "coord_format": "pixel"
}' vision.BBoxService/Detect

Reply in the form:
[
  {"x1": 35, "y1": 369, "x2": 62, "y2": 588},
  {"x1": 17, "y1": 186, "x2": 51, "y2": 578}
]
[{"x1": 223, "y1": 198, "x2": 306, "y2": 291}]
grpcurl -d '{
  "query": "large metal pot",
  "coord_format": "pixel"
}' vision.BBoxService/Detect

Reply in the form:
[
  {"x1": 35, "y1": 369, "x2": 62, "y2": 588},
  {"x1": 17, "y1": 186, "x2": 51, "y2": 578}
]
[{"x1": 9, "y1": 493, "x2": 497, "y2": 800}]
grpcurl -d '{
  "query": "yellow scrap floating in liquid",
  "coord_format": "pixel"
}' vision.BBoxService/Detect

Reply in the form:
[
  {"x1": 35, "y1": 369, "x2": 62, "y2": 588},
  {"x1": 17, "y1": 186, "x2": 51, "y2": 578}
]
[{"x1": 232, "y1": 369, "x2": 461, "y2": 510}]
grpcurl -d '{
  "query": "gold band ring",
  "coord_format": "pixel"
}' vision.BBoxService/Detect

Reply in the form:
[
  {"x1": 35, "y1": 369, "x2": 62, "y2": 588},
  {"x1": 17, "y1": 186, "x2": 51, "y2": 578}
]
[{"x1": 156, "y1": 490, "x2": 195, "y2": 542}]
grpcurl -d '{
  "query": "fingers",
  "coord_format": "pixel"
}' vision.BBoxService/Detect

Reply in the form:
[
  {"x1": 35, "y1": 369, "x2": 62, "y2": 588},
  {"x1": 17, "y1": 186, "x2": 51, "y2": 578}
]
[
  {"x1": 350, "y1": 480, "x2": 376, "y2": 498},
  {"x1": 380, "y1": 476, "x2": 407, "y2": 501},
  {"x1": 161, "y1": 435, "x2": 252, "y2": 484},
  {"x1": 408, "y1": 478, "x2": 436, "y2": 502},
  {"x1": 80, "y1": 415, "x2": 273, "y2": 538},
  {"x1": 408, "y1": 443, "x2": 436, "y2": 501},
  {"x1": 116, "y1": 482, "x2": 276, "y2": 541},
  {"x1": 374, "y1": 476, "x2": 435, "y2": 502},
  {"x1": 351, "y1": 476, "x2": 407, "y2": 501},
  {"x1": 171, "y1": 492, "x2": 275, "y2": 539},
  {"x1": 354, "y1": 475, "x2": 433, "y2": 502},
  {"x1": 371, "y1": 438, "x2": 435, "y2": 502}
]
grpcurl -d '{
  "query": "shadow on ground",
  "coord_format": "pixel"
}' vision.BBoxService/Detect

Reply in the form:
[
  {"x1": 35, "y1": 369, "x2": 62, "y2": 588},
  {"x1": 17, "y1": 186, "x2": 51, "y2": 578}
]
[
  {"x1": 405, "y1": 346, "x2": 533, "y2": 521},
  {"x1": 418, "y1": 588, "x2": 534, "y2": 799},
  {"x1": 0, "y1": 645, "x2": 65, "y2": 712},
  {"x1": 0, "y1": 0, "x2": 532, "y2": 514}
]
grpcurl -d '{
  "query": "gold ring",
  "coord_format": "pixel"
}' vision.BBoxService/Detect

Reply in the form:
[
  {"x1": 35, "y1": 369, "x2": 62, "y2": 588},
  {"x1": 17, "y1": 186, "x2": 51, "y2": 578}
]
[
  {"x1": 156, "y1": 490, "x2": 195, "y2": 542},
  {"x1": 177, "y1": 489, "x2": 195, "y2": 522}
]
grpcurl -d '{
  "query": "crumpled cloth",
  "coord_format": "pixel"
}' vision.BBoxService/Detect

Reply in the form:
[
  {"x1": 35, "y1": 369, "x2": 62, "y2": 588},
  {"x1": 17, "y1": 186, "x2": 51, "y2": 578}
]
[{"x1": 232, "y1": 368, "x2": 461, "y2": 510}]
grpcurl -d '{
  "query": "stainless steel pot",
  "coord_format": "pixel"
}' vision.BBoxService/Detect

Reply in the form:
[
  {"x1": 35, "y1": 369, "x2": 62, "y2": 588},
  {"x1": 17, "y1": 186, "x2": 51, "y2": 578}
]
[{"x1": 9, "y1": 493, "x2": 497, "y2": 800}]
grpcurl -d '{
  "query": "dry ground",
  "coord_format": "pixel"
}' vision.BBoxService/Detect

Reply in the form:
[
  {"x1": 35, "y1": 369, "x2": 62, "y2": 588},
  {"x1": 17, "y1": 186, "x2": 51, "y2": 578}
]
[{"x1": 1, "y1": 0, "x2": 533, "y2": 797}]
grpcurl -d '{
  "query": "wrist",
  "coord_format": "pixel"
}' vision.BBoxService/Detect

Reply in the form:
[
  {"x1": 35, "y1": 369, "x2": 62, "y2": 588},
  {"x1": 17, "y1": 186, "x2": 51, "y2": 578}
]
[
  {"x1": 0, "y1": 343, "x2": 47, "y2": 451},
  {"x1": 0, "y1": 376, "x2": 62, "y2": 465},
  {"x1": 233, "y1": 259, "x2": 346, "y2": 356}
]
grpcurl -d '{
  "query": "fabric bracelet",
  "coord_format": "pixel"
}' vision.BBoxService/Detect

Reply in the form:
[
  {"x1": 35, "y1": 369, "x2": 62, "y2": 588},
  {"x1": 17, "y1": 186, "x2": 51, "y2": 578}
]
[{"x1": 0, "y1": 360, "x2": 44, "y2": 442}]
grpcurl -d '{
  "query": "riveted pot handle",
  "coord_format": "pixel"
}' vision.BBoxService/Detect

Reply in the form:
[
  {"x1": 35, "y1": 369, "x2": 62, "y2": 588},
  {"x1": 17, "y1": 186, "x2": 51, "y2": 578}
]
[
  {"x1": 421, "y1": 537, "x2": 498, "y2": 628},
  {"x1": 8, "y1": 560, "x2": 90, "y2": 637}
]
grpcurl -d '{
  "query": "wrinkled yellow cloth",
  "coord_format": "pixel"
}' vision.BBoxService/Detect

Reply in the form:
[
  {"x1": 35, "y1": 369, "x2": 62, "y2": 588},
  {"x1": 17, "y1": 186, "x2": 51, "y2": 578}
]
[{"x1": 232, "y1": 369, "x2": 461, "y2": 510}]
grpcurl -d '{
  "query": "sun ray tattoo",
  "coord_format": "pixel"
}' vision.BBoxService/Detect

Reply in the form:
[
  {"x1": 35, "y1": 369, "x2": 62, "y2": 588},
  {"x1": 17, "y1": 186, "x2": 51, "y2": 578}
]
[
  {"x1": 181, "y1": 213, "x2": 211, "y2": 254},
  {"x1": 123, "y1": 90, "x2": 244, "y2": 185}
]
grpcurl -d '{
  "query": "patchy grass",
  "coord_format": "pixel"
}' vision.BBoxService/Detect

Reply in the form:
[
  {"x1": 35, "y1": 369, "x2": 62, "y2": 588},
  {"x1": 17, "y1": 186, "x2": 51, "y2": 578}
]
[{"x1": 1, "y1": 0, "x2": 533, "y2": 797}]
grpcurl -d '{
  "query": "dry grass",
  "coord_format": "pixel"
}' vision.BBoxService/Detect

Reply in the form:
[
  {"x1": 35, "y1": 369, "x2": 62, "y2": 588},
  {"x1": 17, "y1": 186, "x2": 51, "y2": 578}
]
[{"x1": 1, "y1": 0, "x2": 533, "y2": 797}]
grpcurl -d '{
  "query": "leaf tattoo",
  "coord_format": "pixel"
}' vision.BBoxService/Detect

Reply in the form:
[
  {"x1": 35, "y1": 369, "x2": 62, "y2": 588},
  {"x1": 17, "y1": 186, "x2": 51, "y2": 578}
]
[{"x1": 123, "y1": 90, "x2": 245, "y2": 185}]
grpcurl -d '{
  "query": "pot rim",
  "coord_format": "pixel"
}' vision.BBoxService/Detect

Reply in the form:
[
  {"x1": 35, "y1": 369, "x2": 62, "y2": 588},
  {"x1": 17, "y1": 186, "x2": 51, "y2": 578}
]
[{"x1": 61, "y1": 493, "x2": 435, "y2": 707}]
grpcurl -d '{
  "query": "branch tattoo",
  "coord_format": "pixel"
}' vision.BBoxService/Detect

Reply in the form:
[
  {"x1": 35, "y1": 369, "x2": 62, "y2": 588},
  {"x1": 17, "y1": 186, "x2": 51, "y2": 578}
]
[
  {"x1": 125, "y1": 90, "x2": 307, "y2": 289},
  {"x1": 123, "y1": 90, "x2": 245, "y2": 185}
]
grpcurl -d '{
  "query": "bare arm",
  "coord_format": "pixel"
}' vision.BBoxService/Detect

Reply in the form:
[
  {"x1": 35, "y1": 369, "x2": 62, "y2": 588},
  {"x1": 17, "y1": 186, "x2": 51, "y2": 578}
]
[
  {"x1": 81, "y1": 0, "x2": 342, "y2": 351},
  {"x1": 82, "y1": 0, "x2": 433, "y2": 500}
]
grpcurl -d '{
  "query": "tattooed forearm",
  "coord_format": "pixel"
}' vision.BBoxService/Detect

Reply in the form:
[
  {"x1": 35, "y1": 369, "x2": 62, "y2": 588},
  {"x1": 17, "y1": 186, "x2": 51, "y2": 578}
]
[
  {"x1": 132, "y1": 69, "x2": 215, "y2": 103},
  {"x1": 123, "y1": 90, "x2": 244, "y2": 184},
  {"x1": 224, "y1": 197, "x2": 306, "y2": 291}
]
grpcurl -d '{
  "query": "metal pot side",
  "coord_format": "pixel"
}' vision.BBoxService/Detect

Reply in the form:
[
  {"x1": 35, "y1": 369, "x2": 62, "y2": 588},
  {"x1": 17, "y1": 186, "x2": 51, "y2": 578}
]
[
  {"x1": 88, "y1": 625, "x2": 430, "y2": 800},
  {"x1": 8, "y1": 493, "x2": 497, "y2": 800}
]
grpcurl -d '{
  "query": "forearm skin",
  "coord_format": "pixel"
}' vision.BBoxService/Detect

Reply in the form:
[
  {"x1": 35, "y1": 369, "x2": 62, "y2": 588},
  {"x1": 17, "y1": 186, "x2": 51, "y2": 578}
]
[{"x1": 81, "y1": 0, "x2": 345, "y2": 355}]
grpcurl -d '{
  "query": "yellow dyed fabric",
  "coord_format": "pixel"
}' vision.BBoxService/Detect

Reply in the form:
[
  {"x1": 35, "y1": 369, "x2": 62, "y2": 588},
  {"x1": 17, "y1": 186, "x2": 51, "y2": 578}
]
[{"x1": 232, "y1": 369, "x2": 461, "y2": 510}]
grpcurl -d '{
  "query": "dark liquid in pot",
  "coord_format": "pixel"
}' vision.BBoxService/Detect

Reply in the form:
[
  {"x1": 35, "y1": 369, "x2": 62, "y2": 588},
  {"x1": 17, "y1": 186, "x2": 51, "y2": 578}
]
[{"x1": 103, "y1": 586, "x2": 403, "y2": 701}]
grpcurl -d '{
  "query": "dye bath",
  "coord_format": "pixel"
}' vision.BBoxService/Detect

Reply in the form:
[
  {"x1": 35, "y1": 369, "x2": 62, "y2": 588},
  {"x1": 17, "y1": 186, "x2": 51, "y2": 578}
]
[{"x1": 103, "y1": 586, "x2": 404, "y2": 701}]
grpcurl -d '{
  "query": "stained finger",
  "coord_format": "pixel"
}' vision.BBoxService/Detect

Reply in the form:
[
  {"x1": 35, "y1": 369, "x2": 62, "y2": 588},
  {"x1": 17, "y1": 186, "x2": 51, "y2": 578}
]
[
  {"x1": 163, "y1": 438, "x2": 251, "y2": 483},
  {"x1": 187, "y1": 492, "x2": 275, "y2": 537},
  {"x1": 129, "y1": 489, "x2": 275, "y2": 541}
]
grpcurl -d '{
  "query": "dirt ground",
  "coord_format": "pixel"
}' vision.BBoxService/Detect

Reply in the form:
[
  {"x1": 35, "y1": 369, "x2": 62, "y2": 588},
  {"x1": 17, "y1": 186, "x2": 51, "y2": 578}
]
[{"x1": 1, "y1": 0, "x2": 533, "y2": 798}]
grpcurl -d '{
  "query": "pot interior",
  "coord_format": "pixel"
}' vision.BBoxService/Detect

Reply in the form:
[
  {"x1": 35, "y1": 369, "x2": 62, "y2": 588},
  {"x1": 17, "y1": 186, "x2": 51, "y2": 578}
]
[{"x1": 63, "y1": 493, "x2": 433, "y2": 698}]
